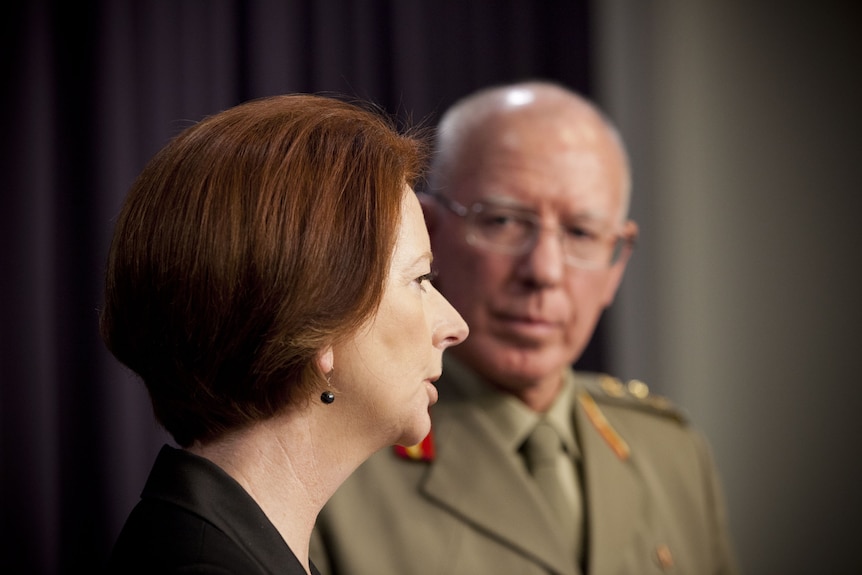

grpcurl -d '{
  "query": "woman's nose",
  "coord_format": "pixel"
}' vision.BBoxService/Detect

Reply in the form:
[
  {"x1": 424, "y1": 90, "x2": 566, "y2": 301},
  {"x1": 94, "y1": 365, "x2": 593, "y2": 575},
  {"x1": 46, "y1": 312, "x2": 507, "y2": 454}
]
[{"x1": 434, "y1": 290, "x2": 469, "y2": 349}]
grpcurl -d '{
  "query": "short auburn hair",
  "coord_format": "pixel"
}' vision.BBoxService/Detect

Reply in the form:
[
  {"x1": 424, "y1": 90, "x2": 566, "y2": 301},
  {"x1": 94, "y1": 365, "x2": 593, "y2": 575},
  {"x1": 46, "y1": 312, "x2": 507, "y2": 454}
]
[{"x1": 100, "y1": 94, "x2": 426, "y2": 447}]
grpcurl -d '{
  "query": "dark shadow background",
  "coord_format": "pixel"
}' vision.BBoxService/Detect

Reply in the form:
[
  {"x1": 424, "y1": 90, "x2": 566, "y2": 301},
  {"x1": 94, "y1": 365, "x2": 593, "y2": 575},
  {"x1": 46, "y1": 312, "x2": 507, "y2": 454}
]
[{"x1": 2, "y1": 1, "x2": 602, "y2": 572}]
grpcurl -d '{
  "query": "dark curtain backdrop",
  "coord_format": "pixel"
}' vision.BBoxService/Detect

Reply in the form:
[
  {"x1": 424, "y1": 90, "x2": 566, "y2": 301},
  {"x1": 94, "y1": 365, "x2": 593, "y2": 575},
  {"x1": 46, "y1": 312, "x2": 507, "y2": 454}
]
[{"x1": 2, "y1": 1, "x2": 596, "y2": 572}]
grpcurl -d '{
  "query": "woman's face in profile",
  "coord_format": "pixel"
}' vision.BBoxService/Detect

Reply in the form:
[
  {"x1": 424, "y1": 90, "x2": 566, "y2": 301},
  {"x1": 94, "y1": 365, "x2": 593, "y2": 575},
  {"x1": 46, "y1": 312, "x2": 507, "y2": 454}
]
[{"x1": 332, "y1": 187, "x2": 468, "y2": 447}]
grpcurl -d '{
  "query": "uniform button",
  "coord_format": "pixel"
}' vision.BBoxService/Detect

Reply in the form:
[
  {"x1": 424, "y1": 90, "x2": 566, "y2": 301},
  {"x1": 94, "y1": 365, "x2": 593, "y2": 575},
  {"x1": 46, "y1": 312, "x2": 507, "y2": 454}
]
[
  {"x1": 627, "y1": 379, "x2": 649, "y2": 399},
  {"x1": 655, "y1": 544, "x2": 674, "y2": 569},
  {"x1": 600, "y1": 375, "x2": 625, "y2": 397}
]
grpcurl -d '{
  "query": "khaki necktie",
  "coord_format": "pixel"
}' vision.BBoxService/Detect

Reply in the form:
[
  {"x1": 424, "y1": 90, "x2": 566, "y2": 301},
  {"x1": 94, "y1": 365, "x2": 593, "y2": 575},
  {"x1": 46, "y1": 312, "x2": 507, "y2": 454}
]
[{"x1": 523, "y1": 420, "x2": 583, "y2": 564}]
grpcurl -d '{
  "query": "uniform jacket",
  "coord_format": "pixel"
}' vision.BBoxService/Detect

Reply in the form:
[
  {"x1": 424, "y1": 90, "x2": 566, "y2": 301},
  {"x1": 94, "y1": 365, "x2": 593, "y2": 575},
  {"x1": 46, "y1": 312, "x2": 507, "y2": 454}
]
[
  {"x1": 108, "y1": 444, "x2": 320, "y2": 575},
  {"x1": 311, "y1": 362, "x2": 738, "y2": 575}
]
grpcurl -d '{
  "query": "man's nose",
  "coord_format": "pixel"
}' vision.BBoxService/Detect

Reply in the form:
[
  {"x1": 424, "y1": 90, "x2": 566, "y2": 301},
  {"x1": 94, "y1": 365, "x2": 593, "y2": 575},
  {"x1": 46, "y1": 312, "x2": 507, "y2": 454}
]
[{"x1": 516, "y1": 227, "x2": 566, "y2": 287}]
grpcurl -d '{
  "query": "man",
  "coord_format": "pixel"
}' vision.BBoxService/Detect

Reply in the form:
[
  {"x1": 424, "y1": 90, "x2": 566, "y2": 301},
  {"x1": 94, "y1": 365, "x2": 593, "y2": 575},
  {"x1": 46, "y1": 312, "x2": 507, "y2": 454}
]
[{"x1": 310, "y1": 81, "x2": 738, "y2": 575}]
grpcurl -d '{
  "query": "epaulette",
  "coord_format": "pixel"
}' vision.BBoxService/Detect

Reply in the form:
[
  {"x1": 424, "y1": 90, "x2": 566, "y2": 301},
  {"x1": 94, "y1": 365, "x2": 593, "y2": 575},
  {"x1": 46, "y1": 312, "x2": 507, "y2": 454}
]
[
  {"x1": 586, "y1": 374, "x2": 688, "y2": 424},
  {"x1": 393, "y1": 429, "x2": 436, "y2": 462},
  {"x1": 577, "y1": 374, "x2": 687, "y2": 462}
]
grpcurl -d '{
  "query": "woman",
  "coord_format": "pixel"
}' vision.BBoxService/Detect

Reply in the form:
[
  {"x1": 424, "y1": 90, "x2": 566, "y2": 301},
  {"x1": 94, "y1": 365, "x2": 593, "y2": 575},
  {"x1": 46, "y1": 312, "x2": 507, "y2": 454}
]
[{"x1": 101, "y1": 94, "x2": 468, "y2": 574}]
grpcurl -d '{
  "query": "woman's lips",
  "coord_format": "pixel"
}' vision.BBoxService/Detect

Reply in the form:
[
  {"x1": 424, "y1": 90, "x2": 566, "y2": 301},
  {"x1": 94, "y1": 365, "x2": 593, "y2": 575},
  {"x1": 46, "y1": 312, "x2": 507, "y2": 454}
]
[
  {"x1": 425, "y1": 373, "x2": 441, "y2": 406},
  {"x1": 425, "y1": 380, "x2": 439, "y2": 406}
]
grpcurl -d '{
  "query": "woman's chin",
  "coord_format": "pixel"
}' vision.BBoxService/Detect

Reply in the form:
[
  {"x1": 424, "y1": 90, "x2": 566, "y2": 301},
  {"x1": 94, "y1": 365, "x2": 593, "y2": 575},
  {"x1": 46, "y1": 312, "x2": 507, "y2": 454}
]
[{"x1": 397, "y1": 417, "x2": 431, "y2": 448}]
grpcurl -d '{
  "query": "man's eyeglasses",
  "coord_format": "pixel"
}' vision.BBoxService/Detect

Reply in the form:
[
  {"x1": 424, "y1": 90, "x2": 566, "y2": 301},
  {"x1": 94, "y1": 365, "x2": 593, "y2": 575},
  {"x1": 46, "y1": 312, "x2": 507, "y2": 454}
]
[{"x1": 428, "y1": 193, "x2": 635, "y2": 270}]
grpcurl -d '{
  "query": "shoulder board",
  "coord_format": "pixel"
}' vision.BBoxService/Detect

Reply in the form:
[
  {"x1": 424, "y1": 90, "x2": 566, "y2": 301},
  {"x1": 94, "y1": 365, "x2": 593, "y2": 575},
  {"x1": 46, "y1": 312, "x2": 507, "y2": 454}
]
[
  {"x1": 582, "y1": 374, "x2": 688, "y2": 424},
  {"x1": 393, "y1": 429, "x2": 436, "y2": 462}
]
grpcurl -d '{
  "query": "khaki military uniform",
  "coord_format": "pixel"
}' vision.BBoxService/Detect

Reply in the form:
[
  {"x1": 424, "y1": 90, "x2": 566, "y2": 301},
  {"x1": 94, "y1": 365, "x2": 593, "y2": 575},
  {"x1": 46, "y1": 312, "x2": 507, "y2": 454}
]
[{"x1": 311, "y1": 357, "x2": 738, "y2": 575}]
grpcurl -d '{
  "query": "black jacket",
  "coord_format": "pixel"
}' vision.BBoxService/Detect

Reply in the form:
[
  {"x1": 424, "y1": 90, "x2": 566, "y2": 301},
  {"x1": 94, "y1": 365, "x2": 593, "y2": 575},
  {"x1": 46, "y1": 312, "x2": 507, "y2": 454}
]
[{"x1": 107, "y1": 445, "x2": 319, "y2": 575}]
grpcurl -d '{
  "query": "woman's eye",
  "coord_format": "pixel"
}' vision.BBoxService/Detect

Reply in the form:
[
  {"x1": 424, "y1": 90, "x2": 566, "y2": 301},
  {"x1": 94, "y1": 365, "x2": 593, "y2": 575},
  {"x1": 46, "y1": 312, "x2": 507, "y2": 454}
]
[{"x1": 417, "y1": 270, "x2": 438, "y2": 291}]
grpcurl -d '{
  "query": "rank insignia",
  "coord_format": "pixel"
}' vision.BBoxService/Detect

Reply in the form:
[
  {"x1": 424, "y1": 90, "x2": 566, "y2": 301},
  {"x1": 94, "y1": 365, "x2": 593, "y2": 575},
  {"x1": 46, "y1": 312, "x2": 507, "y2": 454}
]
[
  {"x1": 393, "y1": 429, "x2": 436, "y2": 462},
  {"x1": 578, "y1": 392, "x2": 631, "y2": 461}
]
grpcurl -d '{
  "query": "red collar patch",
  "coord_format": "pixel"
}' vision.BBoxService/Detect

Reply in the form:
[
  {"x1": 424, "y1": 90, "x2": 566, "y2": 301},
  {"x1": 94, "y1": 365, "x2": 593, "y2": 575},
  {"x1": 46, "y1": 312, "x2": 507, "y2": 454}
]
[{"x1": 393, "y1": 429, "x2": 436, "y2": 462}]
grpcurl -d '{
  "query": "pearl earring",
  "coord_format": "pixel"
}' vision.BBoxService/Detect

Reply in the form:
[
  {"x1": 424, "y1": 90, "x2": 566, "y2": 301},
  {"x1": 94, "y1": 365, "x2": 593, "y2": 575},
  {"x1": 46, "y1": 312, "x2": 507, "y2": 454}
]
[{"x1": 320, "y1": 369, "x2": 335, "y2": 404}]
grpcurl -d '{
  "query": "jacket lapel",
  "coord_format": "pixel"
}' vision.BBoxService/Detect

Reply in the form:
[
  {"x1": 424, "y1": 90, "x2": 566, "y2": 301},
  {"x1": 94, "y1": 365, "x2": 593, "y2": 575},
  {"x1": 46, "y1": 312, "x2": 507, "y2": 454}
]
[{"x1": 421, "y1": 399, "x2": 575, "y2": 575}]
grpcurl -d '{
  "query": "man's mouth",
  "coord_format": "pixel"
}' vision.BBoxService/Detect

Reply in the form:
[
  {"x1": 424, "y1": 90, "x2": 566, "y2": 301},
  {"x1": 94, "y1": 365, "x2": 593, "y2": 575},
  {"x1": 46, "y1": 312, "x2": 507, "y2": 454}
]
[{"x1": 492, "y1": 313, "x2": 560, "y2": 340}]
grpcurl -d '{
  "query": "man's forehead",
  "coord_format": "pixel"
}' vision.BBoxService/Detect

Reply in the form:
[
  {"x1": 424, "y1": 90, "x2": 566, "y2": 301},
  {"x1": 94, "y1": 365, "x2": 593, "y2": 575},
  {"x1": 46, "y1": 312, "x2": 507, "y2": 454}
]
[{"x1": 473, "y1": 107, "x2": 605, "y2": 154}]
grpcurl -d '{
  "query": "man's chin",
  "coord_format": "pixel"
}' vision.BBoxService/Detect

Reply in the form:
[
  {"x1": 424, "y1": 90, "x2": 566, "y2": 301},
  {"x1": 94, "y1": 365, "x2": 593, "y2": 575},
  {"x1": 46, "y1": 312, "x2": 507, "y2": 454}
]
[{"x1": 459, "y1": 340, "x2": 568, "y2": 385}]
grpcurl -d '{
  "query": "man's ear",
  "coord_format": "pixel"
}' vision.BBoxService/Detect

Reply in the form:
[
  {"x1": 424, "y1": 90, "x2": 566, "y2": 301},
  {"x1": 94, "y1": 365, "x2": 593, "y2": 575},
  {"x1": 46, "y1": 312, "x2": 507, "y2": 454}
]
[{"x1": 602, "y1": 219, "x2": 638, "y2": 307}]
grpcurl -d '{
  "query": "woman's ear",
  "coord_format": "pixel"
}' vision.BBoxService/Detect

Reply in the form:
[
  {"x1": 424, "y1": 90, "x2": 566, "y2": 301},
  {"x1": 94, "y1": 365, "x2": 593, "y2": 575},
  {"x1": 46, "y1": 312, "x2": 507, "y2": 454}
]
[{"x1": 316, "y1": 346, "x2": 334, "y2": 375}]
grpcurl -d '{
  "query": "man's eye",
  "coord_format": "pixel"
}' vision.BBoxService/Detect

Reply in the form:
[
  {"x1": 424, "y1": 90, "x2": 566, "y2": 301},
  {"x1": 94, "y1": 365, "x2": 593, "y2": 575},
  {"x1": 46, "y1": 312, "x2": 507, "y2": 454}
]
[
  {"x1": 490, "y1": 216, "x2": 507, "y2": 226},
  {"x1": 565, "y1": 226, "x2": 598, "y2": 241},
  {"x1": 478, "y1": 211, "x2": 529, "y2": 229}
]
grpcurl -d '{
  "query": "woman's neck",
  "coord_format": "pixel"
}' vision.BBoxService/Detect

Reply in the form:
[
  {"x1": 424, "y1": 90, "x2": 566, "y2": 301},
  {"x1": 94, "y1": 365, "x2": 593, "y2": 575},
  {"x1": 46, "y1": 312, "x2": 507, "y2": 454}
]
[{"x1": 188, "y1": 409, "x2": 371, "y2": 574}]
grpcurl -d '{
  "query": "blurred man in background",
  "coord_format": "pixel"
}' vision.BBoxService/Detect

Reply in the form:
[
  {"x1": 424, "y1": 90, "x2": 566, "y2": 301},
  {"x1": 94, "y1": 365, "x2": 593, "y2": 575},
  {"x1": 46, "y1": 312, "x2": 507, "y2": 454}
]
[{"x1": 311, "y1": 81, "x2": 738, "y2": 575}]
